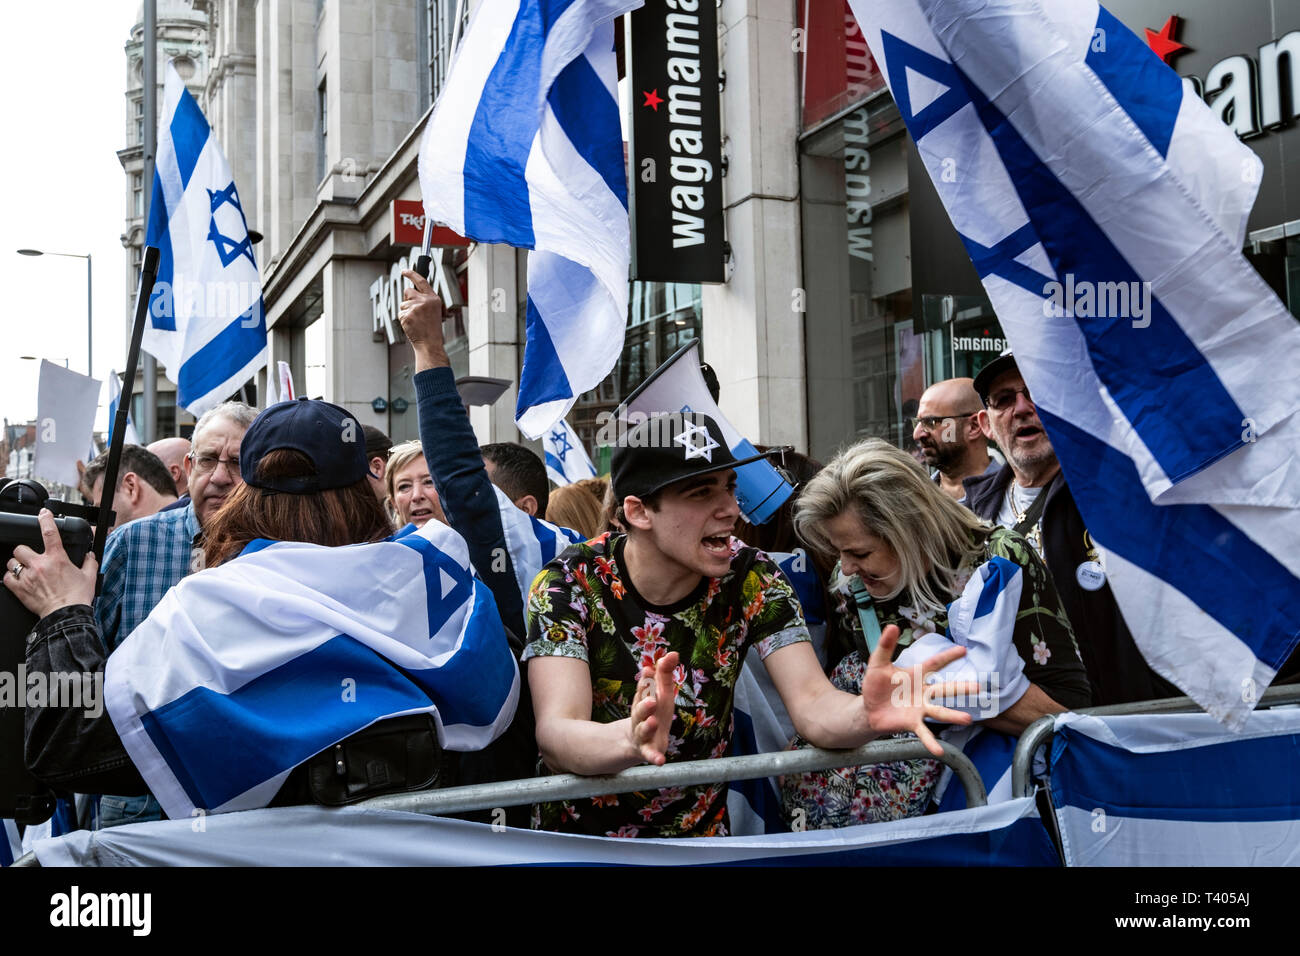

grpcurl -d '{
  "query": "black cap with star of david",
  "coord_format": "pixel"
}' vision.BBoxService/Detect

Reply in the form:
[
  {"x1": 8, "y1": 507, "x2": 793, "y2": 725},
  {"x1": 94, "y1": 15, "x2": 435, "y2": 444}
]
[{"x1": 610, "y1": 412, "x2": 779, "y2": 502}]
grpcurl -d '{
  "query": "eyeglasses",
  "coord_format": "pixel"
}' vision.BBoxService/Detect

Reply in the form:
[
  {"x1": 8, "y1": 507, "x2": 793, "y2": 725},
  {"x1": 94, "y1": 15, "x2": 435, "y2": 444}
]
[
  {"x1": 188, "y1": 453, "x2": 240, "y2": 475},
  {"x1": 910, "y1": 411, "x2": 981, "y2": 432},
  {"x1": 986, "y1": 386, "x2": 1033, "y2": 412}
]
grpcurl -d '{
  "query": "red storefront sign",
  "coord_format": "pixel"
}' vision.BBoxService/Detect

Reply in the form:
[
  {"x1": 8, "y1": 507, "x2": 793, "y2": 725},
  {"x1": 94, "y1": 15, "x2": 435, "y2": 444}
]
[
  {"x1": 391, "y1": 199, "x2": 471, "y2": 247},
  {"x1": 800, "y1": 0, "x2": 886, "y2": 129}
]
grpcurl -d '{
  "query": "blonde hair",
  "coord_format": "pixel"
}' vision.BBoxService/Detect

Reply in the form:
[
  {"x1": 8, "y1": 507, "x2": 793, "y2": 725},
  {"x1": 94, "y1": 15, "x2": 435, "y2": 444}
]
[
  {"x1": 383, "y1": 440, "x2": 428, "y2": 527},
  {"x1": 793, "y1": 438, "x2": 989, "y2": 613},
  {"x1": 546, "y1": 477, "x2": 608, "y2": 540}
]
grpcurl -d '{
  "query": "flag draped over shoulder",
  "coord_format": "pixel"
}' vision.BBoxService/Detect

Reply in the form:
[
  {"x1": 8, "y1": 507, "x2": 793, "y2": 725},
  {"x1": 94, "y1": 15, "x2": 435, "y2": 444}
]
[
  {"x1": 145, "y1": 62, "x2": 268, "y2": 416},
  {"x1": 418, "y1": 0, "x2": 640, "y2": 438},
  {"x1": 543, "y1": 418, "x2": 597, "y2": 486},
  {"x1": 103, "y1": 520, "x2": 519, "y2": 820},
  {"x1": 849, "y1": 0, "x2": 1300, "y2": 728}
]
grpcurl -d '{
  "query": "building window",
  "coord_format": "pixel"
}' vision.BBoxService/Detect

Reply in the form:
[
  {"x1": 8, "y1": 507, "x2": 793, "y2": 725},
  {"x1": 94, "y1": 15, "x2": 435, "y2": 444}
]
[
  {"x1": 132, "y1": 173, "x2": 143, "y2": 218},
  {"x1": 426, "y1": 0, "x2": 469, "y2": 104},
  {"x1": 317, "y1": 80, "x2": 328, "y2": 184},
  {"x1": 133, "y1": 98, "x2": 144, "y2": 145}
]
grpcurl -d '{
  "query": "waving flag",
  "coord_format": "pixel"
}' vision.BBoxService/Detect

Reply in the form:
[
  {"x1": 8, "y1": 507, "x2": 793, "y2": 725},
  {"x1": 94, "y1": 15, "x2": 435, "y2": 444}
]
[
  {"x1": 418, "y1": 0, "x2": 639, "y2": 438},
  {"x1": 492, "y1": 484, "x2": 585, "y2": 598},
  {"x1": 621, "y1": 339, "x2": 795, "y2": 525},
  {"x1": 274, "y1": 360, "x2": 295, "y2": 404},
  {"x1": 849, "y1": 0, "x2": 1300, "y2": 728},
  {"x1": 543, "y1": 418, "x2": 597, "y2": 486},
  {"x1": 103, "y1": 520, "x2": 519, "y2": 819},
  {"x1": 145, "y1": 61, "x2": 267, "y2": 416},
  {"x1": 105, "y1": 370, "x2": 141, "y2": 447}
]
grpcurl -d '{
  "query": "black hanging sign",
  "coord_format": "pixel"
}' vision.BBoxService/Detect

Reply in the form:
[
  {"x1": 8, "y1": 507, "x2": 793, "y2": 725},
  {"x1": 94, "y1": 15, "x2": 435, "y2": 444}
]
[{"x1": 626, "y1": 0, "x2": 726, "y2": 283}]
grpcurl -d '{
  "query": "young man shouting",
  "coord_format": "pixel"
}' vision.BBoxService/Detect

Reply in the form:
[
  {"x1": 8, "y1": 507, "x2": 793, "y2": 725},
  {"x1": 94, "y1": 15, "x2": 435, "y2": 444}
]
[{"x1": 523, "y1": 413, "x2": 973, "y2": 838}]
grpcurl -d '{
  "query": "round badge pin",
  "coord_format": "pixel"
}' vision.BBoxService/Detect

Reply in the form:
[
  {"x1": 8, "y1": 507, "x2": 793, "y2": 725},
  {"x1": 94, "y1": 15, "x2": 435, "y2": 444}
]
[{"x1": 1075, "y1": 560, "x2": 1106, "y2": 591}]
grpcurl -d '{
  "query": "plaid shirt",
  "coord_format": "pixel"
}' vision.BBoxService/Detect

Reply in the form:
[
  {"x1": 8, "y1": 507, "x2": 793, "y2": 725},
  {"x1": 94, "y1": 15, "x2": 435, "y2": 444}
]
[{"x1": 95, "y1": 502, "x2": 202, "y2": 652}]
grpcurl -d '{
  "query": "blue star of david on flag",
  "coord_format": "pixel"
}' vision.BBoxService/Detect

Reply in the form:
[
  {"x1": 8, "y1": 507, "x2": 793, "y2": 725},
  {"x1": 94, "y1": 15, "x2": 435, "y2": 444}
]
[
  {"x1": 207, "y1": 182, "x2": 257, "y2": 268},
  {"x1": 543, "y1": 418, "x2": 596, "y2": 487},
  {"x1": 547, "y1": 425, "x2": 572, "y2": 462}
]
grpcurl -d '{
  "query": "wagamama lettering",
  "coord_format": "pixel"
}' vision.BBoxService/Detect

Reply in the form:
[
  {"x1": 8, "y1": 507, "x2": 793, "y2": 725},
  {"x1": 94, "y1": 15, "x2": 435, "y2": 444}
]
[{"x1": 665, "y1": 0, "x2": 711, "y2": 248}]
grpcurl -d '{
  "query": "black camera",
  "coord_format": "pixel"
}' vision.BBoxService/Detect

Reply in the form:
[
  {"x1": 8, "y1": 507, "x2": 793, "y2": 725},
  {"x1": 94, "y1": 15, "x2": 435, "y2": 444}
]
[{"x1": 0, "y1": 477, "x2": 97, "y2": 823}]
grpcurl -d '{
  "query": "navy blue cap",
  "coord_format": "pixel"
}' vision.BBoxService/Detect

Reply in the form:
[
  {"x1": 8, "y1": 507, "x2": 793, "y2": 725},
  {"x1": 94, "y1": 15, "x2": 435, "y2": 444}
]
[{"x1": 240, "y1": 398, "x2": 368, "y2": 493}]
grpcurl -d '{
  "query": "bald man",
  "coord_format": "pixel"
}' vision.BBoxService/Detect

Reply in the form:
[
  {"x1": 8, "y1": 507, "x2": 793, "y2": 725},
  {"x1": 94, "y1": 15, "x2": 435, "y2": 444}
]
[
  {"x1": 147, "y1": 436, "x2": 191, "y2": 497},
  {"x1": 911, "y1": 377, "x2": 997, "y2": 500}
]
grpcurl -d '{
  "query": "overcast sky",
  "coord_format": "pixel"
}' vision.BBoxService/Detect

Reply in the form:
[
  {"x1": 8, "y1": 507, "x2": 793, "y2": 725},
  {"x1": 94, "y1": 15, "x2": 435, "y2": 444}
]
[{"x1": 0, "y1": 1, "x2": 139, "y2": 429}]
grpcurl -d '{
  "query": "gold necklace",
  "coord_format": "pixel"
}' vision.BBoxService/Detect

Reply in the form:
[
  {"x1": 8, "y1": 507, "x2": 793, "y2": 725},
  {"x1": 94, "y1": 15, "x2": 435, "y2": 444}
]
[{"x1": 1006, "y1": 482, "x2": 1045, "y2": 557}]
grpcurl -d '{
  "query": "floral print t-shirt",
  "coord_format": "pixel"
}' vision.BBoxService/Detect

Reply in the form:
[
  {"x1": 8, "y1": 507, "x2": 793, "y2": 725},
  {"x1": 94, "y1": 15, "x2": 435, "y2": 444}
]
[{"x1": 523, "y1": 532, "x2": 811, "y2": 838}]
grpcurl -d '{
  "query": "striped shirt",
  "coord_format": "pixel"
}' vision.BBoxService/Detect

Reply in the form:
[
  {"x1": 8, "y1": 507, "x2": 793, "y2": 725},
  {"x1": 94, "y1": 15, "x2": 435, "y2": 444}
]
[{"x1": 95, "y1": 502, "x2": 201, "y2": 652}]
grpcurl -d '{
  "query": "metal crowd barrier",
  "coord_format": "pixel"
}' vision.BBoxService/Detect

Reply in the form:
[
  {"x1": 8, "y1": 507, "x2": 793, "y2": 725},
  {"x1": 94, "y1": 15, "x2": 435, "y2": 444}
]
[
  {"x1": 9, "y1": 737, "x2": 987, "y2": 866},
  {"x1": 357, "y1": 736, "x2": 988, "y2": 816},
  {"x1": 1010, "y1": 683, "x2": 1300, "y2": 799}
]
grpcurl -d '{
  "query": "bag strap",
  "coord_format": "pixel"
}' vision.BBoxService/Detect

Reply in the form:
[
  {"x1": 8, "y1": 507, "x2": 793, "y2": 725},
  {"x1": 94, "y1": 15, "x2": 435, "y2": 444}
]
[{"x1": 847, "y1": 576, "x2": 884, "y2": 657}]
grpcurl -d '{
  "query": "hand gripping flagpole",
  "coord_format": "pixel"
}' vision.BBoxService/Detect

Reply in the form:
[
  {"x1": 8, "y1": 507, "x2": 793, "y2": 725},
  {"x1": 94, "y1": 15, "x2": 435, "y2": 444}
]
[{"x1": 93, "y1": 245, "x2": 160, "y2": 570}]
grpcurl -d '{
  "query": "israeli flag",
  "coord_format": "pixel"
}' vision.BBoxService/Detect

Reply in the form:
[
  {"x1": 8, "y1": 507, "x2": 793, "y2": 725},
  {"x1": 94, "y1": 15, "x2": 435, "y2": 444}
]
[
  {"x1": 418, "y1": 0, "x2": 640, "y2": 438},
  {"x1": 105, "y1": 369, "x2": 141, "y2": 447},
  {"x1": 145, "y1": 61, "x2": 268, "y2": 416},
  {"x1": 1049, "y1": 709, "x2": 1300, "y2": 866},
  {"x1": 103, "y1": 520, "x2": 519, "y2": 820},
  {"x1": 851, "y1": 0, "x2": 1300, "y2": 728},
  {"x1": 31, "y1": 796, "x2": 1059, "y2": 867},
  {"x1": 621, "y1": 340, "x2": 795, "y2": 525},
  {"x1": 493, "y1": 485, "x2": 585, "y2": 599},
  {"x1": 543, "y1": 418, "x2": 596, "y2": 486}
]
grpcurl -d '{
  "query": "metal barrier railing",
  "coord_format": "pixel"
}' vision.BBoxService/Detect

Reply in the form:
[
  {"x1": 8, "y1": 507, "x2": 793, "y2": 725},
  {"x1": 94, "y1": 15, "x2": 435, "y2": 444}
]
[
  {"x1": 7, "y1": 737, "x2": 987, "y2": 867},
  {"x1": 1010, "y1": 683, "x2": 1300, "y2": 798},
  {"x1": 357, "y1": 736, "x2": 988, "y2": 815}
]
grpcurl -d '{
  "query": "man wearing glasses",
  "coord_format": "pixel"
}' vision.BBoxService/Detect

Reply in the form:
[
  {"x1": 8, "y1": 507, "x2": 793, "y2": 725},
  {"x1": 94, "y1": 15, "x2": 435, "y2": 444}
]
[
  {"x1": 910, "y1": 377, "x2": 998, "y2": 502},
  {"x1": 91, "y1": 401, "x2": 257, "y2": 827},
  {"x1": 964, "y1": 351, "x2": 1175, "y2": 706}
]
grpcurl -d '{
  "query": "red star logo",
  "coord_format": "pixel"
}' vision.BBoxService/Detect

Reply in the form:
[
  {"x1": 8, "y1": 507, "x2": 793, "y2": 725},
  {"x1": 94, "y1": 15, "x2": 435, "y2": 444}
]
[
  {"x1": 1144, "y1": 15, "x2": 1189, "y2": 65},
  {"x1": 642, "y1": 89, "x2": 663, "y2": 111}
]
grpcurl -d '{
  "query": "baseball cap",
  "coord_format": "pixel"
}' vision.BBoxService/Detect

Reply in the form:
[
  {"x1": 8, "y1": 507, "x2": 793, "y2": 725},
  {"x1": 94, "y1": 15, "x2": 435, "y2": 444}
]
[
  {"x1": 611, "y1": 412, "x2": 779, "y2": 501},
  {"x1": 240, "y1": 398, "x2": 369, "y2": 493},
  {"x1": 973, "y1": 348, "x2": 1019, "y2": 404}
]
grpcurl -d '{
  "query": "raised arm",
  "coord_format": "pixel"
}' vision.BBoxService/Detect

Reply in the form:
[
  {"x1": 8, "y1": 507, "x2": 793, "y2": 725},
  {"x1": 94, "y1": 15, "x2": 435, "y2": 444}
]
[{"x1": 399, "y1": 269, "x2": 526, "y2": 638}]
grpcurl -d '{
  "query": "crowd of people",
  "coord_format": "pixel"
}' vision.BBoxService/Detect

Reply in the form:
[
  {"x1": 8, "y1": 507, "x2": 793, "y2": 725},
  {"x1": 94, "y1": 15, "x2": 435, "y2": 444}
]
[{"x1": 7, "y1": 270, "x2": 1292, "y2": 846}]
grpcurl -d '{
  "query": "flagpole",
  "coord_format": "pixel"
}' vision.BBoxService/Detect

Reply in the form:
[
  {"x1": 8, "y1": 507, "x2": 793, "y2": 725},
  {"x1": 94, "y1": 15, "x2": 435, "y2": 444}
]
[{"x1": 140, "y1": 0, "x2": 157, "y2": 444}]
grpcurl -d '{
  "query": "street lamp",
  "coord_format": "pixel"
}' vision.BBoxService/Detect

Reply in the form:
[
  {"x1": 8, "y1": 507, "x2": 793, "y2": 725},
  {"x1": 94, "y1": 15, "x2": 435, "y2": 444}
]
[{"x1": 16, "y1": 248, "x2": 92, "y2": 377}]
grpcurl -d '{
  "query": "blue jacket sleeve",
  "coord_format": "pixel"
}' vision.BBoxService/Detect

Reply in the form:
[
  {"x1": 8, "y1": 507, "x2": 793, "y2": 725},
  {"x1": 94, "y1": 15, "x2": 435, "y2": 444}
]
[{"x1": 413, "y1": 366, "x2": 525, "y2": 639}]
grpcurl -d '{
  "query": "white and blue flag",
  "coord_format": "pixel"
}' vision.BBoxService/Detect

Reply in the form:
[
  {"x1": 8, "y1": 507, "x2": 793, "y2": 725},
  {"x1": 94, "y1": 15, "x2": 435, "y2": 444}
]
[
  {"x1": 850, "y1": 0, "x2": 1300, "y2": 728},
  {"x1": 418, "y1": 0, "x2": 639, "y2": 438},
  {"x1": 493, "y1": 485, "x2": 585, "y2": 597},
  {"x1": 543, "y1": 418, "x2": 597, "y2": 486},
  {"x1": 105, "y1": 369, "x2": 141, "y2": 447},
  {"x1": 30, "y1": 796, "x2": 1058, "y2": 867},
  {"x1": 622, "y1": 340, "x2": 795, "y2": 525},
  {"x1": 145, "y1": 62, "x2": 267, "y2": 416},
  {"x1": 103, "y1": 520, "x2": 519, "y2": 820},
  {"x1": 1048, "y1": 708, "x2": 1300, "y2": 866}
]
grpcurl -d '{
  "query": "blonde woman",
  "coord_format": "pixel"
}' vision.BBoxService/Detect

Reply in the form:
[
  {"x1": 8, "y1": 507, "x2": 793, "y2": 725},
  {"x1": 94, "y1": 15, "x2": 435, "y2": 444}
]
[
  {"x1": 545, "y1": 477, "x2": 608, "y2": 541},
  {"x1": 384, "y1": 440, "x2": 447, "y2": 529},
  {"x1": 783, "y1": 438, "x2": 1090, "y2": 828}
]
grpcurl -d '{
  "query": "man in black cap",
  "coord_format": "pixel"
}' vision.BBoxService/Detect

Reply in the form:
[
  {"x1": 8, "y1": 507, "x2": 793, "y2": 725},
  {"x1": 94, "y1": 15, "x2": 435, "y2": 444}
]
[
  {"x1": 965, "y1": 350, "x2": 1176, "y2": 705},
  {"x1": 521, "y1": 411, "x2": 976, "y2": 839}
]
